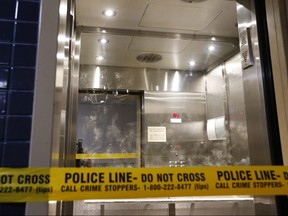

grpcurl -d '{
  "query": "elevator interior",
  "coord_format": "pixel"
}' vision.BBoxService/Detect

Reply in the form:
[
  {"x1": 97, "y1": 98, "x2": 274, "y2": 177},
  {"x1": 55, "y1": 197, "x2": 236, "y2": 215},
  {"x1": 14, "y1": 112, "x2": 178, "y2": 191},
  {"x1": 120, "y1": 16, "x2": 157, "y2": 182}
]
[
  {"x1": 76, "y1": 0, "x2": 247, "y2": 168},
  {"x1": 68, "y1": 0, "x2": 276, "y2": 215}
]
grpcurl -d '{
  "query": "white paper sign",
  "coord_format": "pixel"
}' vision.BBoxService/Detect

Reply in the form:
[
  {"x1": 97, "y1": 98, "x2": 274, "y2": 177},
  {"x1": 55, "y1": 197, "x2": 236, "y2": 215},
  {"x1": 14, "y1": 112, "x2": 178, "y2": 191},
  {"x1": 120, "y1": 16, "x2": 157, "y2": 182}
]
[{"x1": 147, "y1": 126, "x2": 167, "y2": 142}]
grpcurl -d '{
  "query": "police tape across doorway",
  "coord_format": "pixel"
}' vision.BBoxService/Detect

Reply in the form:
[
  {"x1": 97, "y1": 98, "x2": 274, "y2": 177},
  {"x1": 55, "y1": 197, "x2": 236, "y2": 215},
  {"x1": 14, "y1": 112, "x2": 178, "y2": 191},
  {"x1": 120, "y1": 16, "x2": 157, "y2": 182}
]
[{"x1": 0, "y1": 166, "x2": 287, "y2": 202}]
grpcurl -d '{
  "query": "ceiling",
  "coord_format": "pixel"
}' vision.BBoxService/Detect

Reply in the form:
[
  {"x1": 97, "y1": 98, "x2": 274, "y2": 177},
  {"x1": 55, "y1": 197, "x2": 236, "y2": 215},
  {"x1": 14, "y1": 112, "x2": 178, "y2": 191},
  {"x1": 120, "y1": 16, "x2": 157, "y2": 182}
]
[{"x1": 75, "y1": 0, "x2": 239, "y2": 71}]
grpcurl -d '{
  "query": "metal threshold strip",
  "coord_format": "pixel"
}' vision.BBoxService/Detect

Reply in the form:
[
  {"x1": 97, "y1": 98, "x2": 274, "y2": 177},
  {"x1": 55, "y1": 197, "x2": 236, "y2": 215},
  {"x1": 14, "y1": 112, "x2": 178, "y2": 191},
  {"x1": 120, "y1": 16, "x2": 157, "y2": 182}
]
[{"x1": 81, "y1": 196, "x2": 254, "y2": 203}]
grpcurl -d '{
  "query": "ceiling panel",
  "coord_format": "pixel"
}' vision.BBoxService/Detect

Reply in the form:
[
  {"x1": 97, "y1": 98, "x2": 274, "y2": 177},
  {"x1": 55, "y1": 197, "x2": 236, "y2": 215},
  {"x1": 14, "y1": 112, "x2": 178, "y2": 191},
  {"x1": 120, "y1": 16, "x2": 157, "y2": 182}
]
[
  {"x1": 76, "y1": 0, "x2": 239, "y2": 71},
  {"x1": 75, "y1": 0, "x2": 149, "y2": 30},
  {"x1": 80, "y1": 33, "x2": 237, "y2": 71},
  {"x1": 76, "y1": 0, "x2": 238, "y2": 36},
  {"x1": 139, "y1": 3, "x2": 222, "y2": 31},
  {"x1": 129, "y1": 37, "x2": 190, "y2": 53}
]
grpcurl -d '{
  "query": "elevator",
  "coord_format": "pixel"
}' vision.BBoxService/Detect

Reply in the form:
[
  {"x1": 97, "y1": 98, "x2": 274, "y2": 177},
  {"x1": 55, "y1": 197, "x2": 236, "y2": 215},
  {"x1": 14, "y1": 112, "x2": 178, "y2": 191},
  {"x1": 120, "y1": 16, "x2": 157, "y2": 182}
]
[{"x1": 30, "y1": 0, "x2": 288, "y2": 215}]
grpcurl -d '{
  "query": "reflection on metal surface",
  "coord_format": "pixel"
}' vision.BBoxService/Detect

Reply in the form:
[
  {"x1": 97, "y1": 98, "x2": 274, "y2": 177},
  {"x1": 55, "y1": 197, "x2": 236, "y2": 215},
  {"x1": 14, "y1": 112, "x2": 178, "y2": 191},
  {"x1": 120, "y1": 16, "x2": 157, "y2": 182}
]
[
  {"x1": 144, "y1": 90, "x2": 207, "y2": 167},
  {"x1": 79, "y1": 65, "x2": 204, "y2": 92},
  {"x1": 93, "y1": 66, "x2": 101, "y2": 88},
  {"x1": 58, "y1": 0, "x2": 80, "y2": 214},
  {"x1": 84, "y1": 196, "x2": 254, "y2": 203},
  {"x1": 77, "y1": 54, "x2": 251, "y2": 168},
  {"x1": 81, "y1": 93, "x2": 109, "y2": 104},
  {"x1": 225, "y1": 54, "x2": 249, "y2": 165},
  {"x1": 72, "y1": 0, "x2": 270, "y2": 214},
  {"x1": 237, "y1": 1, "x2": 271, "y2": 165},
  {"x1": 73, "y1": 196, "x2": 255, "y2": 215},
  {"x1": 77, "y1": 91, "x2": 143, "y2": 167},
  {"x1": 77, "y1": 26, "x2": 239, "y2": 46},
  {"x1": 236, "y1": 2, "x2": 277, "y2": 214},
  {"x1": 206, "y1": 65, "x2": 225, "y2": 119},
  {"x1": 145, "y1": 92, "x2": 205, "y2": 102}
]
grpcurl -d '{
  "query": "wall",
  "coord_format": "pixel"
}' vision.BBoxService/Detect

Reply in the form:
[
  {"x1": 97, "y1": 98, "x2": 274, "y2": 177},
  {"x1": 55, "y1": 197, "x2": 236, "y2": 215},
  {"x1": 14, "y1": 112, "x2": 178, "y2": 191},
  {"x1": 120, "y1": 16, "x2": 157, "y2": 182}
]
[
  {"x1": 225, "y1": 54, "x2": 249, "y2": 165},
  {"x1": 237, "y1": 0, "x2": 272, "y2": 166},
  {"x1": 205, "y1": 54, "x2": 249, "y2": 166},
  {"x1": 0, "y1": 0, "x2": 40, "y2": 215},
  {"x1": 237, "y1": 0, "x2": 277, "y2": 215},
  {"x1": 78, "y1": 65, "x2": 207, "y2": 167},
  {"x1": 78, "y1": 58, "x2": 250, "y2": 167},
  {"x1": 79, "y1": 65, "x2": 204, "y2": 92}
]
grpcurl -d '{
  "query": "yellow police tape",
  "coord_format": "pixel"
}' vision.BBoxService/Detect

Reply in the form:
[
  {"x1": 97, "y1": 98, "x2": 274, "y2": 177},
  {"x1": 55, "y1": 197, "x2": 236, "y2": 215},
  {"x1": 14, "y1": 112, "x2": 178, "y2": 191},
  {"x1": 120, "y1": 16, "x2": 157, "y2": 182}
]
[{"x1": 0, "y1": 166, "x2": 287, "y2": 202}]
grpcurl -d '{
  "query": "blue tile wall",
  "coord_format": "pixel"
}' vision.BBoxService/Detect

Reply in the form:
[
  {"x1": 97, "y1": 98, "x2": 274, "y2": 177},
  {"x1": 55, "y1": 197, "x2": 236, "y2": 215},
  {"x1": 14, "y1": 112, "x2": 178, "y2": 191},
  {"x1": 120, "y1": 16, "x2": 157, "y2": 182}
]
[
  {"x1": 10, "y1": 68, "x2": 35, "y2": 90},
  {"x1": 0, "y1": 68, "x2": 9, "y2": 89},
  {"x1": 0, "y1": 21, "x2": 14, "y2": 42},
  {"x1": 0, "y1": 203, "x2": 26, "y2": 216},
  {"x1": 0, "y1": 0, "x2": 40, "y2": 214},
  {"x1": 2, "y1": 142, "x2": 30, "y2": 167},
  {"x1": 17, "y1": 1, "x2": 40, "y2": 22},
  {"x1": 15, "y1": 22, "x2": 38, "y2": 44},
  {"x1": 6, "y1": 116, "x2": 32, "y2": 141},
  {"x1": 8, "y1": 92, "x2": 34, "y2": 115},
  {"x1": 0, "y1": 117, "x2": 5, "y2": 141},
  {"x1": 0, "y1": 44, "x2": 12, "y2": 65},
  {"x1": 0, "y1": 92, "x2": 7, "y2": 114},
  {"x1": 0, "y1": 1, "x2": 17, "y2": 20}
]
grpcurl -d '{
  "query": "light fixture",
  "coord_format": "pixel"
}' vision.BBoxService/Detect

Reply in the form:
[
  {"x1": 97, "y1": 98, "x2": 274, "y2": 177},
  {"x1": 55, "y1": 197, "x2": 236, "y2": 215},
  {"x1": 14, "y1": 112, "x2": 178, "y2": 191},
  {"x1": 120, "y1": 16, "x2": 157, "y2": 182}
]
[
  {"x1": 211, "y1": 37, "x2": 216, "y2": 41},
  {"x1": 98, "y1": 38, "x2": 109, "y2": 44},
  {"x1": 172, "y1": 71, "x2": 180, "y2": 92},
  {"x1": 188, "y1": 61, "x2": 196, "y2": 66},
  {"x1": 208, "y1": 45, "x2": 215, "y2": 51},
  {"x1": 96, "y1": 56, "x2": 104, "y2": 61},
  {"x1": 102, "y1": 9, "x2": 117, "y2": 17}
]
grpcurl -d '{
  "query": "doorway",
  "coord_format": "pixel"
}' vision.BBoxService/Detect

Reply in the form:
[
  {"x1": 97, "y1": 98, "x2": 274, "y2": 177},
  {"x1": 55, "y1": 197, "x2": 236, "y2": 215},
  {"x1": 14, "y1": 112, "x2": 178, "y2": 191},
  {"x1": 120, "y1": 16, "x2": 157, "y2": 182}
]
[
  {"x1": 63, "y1": 0, "x2": 280, "y2": 215},
  {"x1": 76, "y1": 89, "x2": 143, "y2": 168}
]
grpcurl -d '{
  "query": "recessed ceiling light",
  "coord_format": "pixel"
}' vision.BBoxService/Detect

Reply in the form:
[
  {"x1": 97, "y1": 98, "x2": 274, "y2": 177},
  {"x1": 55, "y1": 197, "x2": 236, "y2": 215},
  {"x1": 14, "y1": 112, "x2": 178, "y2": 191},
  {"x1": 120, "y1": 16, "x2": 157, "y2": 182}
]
[
  {"x1": 96, "y1": 56, "x2": 104, "y2": 61},
  {"x1": 102, "y1": 9, "x2": 117, "y2": 17},
  {"x1": 98, "y1": 38, "x2": 109, "y2": 44},
  {"x1": 211, "y1": 37, "x2": 216, "y2": 41},
  {"x1": 208, "y1": 45, "x2": 215, "y2": 51},
  {"x1": 188, "y1": 61, "x2": 196, "y2": 66}
]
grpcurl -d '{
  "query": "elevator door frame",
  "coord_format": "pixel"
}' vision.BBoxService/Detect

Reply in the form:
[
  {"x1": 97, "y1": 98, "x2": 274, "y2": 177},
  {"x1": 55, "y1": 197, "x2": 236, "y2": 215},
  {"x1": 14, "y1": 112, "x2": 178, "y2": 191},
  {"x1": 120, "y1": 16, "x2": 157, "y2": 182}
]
[
  {"x1": 254, "y1": 1, "x2": 288, "y2": 214},
  {"x1": 58, "y1": 1, "x2": 288, "y2": 216}
]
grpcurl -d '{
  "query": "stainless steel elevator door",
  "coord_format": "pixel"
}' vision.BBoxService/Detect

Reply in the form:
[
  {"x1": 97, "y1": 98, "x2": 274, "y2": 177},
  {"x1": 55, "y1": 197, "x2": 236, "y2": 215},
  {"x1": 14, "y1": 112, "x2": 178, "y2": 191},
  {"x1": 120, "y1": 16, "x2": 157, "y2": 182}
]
[{"x1": 76, "y1": 90, "x2": 143, "y2": 168}]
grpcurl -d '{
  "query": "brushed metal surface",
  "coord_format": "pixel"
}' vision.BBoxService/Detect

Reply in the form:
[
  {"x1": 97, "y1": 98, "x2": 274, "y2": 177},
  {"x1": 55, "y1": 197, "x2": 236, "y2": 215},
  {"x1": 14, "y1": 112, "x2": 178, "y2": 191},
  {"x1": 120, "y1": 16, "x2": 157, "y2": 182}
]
[
  {"x1": 225, "y1": 54, "x2": 249, "y2": 165},
  {"x1": 237, "y1": 0, "x2": 271, "y2": 166},
  {"x1": 236, "y1": 0, "x2": 277, "y2": 215},
  {"x1": 73, "y1": 199, "x2": 255, "y2": 215},
  {"x1": 77, "y1": 54, "x2": 251, "y2": 167},
  {"x1": 70, "y1": 0, "x2": 277, "y2": 214},
  {"x1": 144, "y1": 91, "x2": 207, "y2": 167},
  {"x1": 205, "y1": 65, "x2": 225, "y2": 119},
  {"x1": 79, "y1": 65, "x2": 204, "y2": 92}
]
